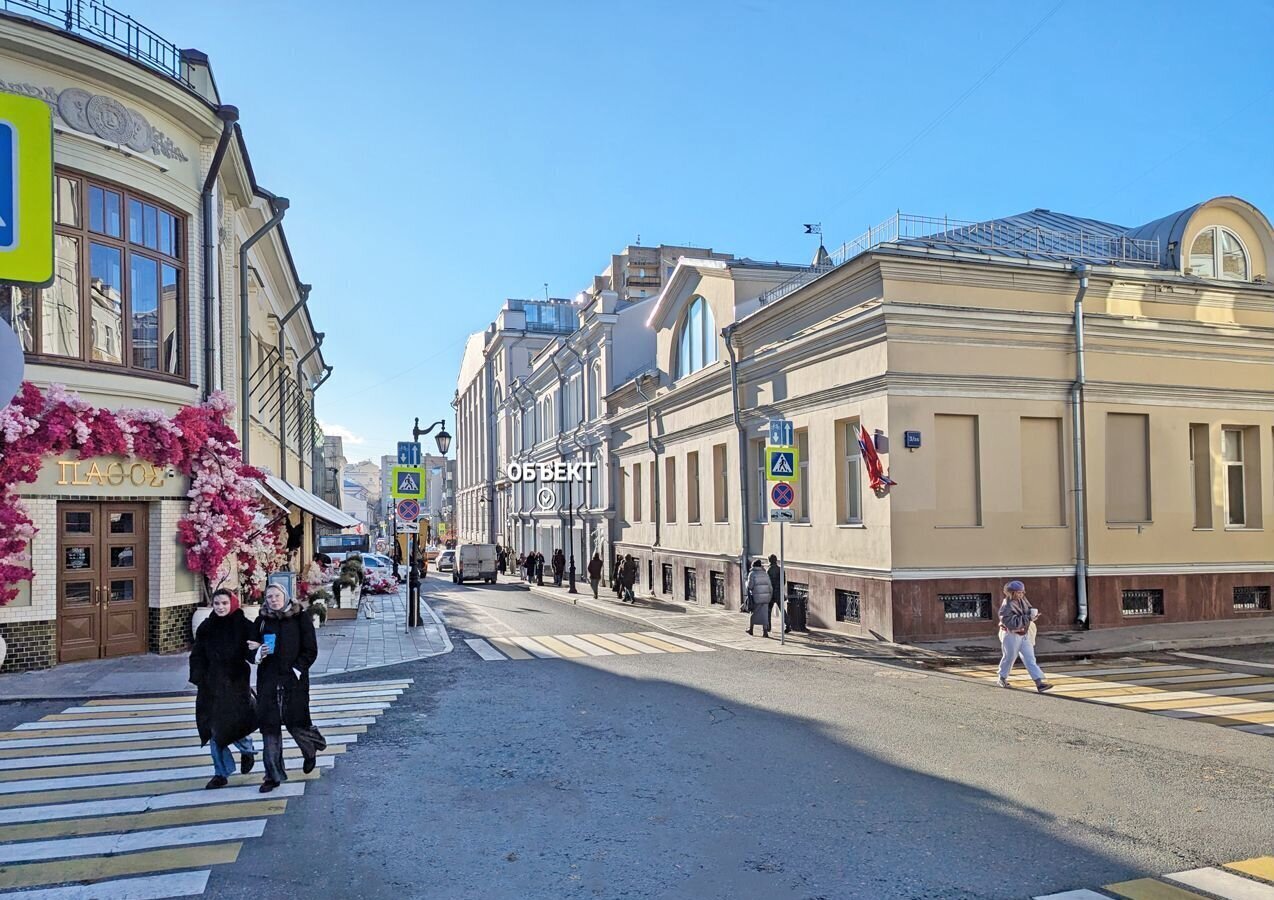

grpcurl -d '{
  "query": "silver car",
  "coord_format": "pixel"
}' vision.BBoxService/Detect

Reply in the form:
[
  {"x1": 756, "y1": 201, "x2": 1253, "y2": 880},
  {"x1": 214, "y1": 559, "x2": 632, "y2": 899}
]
[{"x1": 436, "y1": 550, "x2": 455, "y2": 572}]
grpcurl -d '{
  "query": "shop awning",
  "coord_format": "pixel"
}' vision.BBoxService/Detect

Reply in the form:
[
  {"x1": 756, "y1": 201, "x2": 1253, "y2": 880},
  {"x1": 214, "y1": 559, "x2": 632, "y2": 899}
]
[{"x1": 259, "y1": 474, "x2": 360, "y2": 529}]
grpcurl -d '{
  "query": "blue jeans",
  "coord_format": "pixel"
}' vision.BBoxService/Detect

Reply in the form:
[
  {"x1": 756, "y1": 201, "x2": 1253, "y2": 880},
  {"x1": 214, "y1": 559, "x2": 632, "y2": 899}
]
[
  {"x1": 998, "y1": 631, "x2": 1045, "y2": 682},
  {"x1": 209, "y1": 736, "x2": 256, "y2": 778}
]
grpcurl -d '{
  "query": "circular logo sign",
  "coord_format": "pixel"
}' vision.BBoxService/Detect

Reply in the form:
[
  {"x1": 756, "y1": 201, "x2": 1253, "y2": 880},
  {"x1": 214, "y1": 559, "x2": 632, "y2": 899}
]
[
  {"x1": 771, "y1": 482, "x2": 795, "y2": 509},
  {"x1": 537, "y1": 488, "x2": 557, "y2": 511}
]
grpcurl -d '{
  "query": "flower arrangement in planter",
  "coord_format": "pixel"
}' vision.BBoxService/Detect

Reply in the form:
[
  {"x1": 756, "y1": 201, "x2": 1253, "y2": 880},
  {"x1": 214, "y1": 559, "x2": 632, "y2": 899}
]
[
  {"x1": 332, "y1": 554, "x2": 365, "y2": 608},
  {"x1": 0, "y1": 382, "x2": 280, "y2": 605},
  {"x1": 362, "y1": 570, "x2": 399, "y2": 595}
]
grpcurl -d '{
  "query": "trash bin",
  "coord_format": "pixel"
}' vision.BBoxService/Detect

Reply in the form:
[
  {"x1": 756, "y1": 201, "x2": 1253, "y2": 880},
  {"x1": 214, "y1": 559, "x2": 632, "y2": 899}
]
[{"x1": 786, "y1": 593, "x2": 808, "y2": 632}]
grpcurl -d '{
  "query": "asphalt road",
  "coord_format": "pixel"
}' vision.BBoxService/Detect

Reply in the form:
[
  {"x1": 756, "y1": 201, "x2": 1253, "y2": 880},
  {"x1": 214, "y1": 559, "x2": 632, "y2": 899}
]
[{"x1": 199, "y1": 578, "x2": 1274, "y2": 900}]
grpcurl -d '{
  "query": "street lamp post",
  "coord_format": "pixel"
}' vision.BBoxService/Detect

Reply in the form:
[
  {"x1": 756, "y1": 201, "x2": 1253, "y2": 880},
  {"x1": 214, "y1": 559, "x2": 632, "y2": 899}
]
[{"x1": 404, "y1": 418, "x2": 451, "y2": 628}]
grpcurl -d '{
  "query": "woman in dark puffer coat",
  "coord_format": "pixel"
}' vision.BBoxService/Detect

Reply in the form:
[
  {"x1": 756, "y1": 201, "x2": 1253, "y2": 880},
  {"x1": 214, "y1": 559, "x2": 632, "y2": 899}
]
[
  {"x1": 250, "y1": 584, "x2": 327, "y2": 793},
  {"x1": 189, "y1": 588, "x2": 258, "y2": 789}
]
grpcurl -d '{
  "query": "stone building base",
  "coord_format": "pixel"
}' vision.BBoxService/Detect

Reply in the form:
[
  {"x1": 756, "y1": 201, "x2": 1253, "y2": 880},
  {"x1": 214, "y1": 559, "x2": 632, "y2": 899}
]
[
  {"x1": 0, "y1": 620, "x2": 57, "y2": 673},
  {"x1": 148, "y1": 603, "x2": 197, "y2": 654}
]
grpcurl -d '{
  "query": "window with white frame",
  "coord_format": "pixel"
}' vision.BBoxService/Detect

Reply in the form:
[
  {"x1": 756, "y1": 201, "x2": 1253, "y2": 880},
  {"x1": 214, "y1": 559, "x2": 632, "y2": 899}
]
[
  {"x1": 1189, "y1": 226, "x2": 1249, "y2": 281},
  {"x1": 1223, "y1": 428, "x2": 1246, "y2": 526},
  {"x1": 675, "y1": 296, "x2": 718, "y2": 379},
  {"x1": 841, "y1": 421, "x2": 862, "y2": 523},
  {"x1": 753, "y1": 439, "x2": 767, "y2": 522},
  {"x1": 795, "y1": 429, "x2": 810, "y2": 522}
]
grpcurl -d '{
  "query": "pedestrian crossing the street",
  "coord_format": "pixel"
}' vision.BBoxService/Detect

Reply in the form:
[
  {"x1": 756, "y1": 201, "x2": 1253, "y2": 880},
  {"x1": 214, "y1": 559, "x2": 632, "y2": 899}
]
[
  {"x1": 464, "y1": 631, "x2": 714, "y2": 661},
  {"x1": 1033, "y1": 854, "x2": 1274, "y2": 899},
  {"x1": 0, "y1": 678, "x2": 410, "y2": 897},
  {"x1": 949, "y1": 659, "x2": 1274, "y2": 737}
]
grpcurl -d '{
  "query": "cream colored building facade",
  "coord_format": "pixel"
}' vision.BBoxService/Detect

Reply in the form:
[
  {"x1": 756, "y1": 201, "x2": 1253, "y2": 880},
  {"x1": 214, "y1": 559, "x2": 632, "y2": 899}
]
[
  {"x1": 0, "y1": 8, "x2": 346, "y2": 671},
  {"x1": 610, "y1": 201, "x2": 1274, "y2": 640}
]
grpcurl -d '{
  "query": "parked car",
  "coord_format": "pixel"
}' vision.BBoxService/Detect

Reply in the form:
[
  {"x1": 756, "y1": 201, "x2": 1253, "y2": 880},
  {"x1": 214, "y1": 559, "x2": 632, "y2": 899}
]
[
  {"x1": 454, "y1": 543, "x2": 497, "y2": 584},
  {"x1": 436, "y1": 550, "x2": 455, "y2": 572}
]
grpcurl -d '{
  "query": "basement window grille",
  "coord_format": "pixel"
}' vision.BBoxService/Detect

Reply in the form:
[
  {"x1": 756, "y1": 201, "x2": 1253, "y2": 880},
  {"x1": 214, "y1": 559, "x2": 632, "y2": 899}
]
[
  {"x1": 1121, "y1": 589, "x2": 1164, "y2": 617},
  {"x1": 710, "y1": 571, "x2": 725, "y2": 605},
  {"x1": 836, "y1": 589, "x2": 861, "y2": 624},
  {"x1": 661, "y1": 563, "x2": 673, "y2": 596},
  {"x1": 684, "y1": 568, "x2": 697, "y2": 603},
  {"x1": 786, "y1": 582, "x2": 809, "y2": 603},
  {"x1": 941, "y1": 593, "x2": 992, "y2": 620},
  {"x1": 1233, "y1": 586, "x2": 1272, "y2": 612}
]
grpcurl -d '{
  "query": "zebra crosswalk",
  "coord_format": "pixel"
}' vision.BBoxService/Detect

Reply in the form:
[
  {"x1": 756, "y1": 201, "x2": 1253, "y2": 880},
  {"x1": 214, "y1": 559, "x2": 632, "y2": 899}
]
[
  {"x1": 1034, "y1": 854, "x2": 1274, "y2": 899},
  {"x1": 0, "y1": 678, "x2": 410, "y2": 897},
  {"x1": 464, "y1": 631, "x2": 714, "y2": 661},
  {"x1": 948, "y1": 659, "x2": 1274, "y2": 737}
]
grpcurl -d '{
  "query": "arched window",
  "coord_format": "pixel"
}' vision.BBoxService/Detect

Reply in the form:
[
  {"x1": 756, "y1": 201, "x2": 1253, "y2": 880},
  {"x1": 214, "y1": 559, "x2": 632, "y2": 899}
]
[
  {"x1": 587, "y1": 363, "x2": 600, "y2": 419},
  {"x1": 1189, "y1": 226, "x2": 1249, "y2": 281},
  {"x1": 675, "y1": 296, "x2": 718, "y2": 380}
]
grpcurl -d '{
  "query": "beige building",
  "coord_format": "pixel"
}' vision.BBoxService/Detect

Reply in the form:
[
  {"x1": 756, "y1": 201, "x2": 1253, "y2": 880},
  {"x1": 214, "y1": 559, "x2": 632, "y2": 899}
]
[
  {"x1": 0, "y1": 7, "x2": 352, "y2": 671},
  {"x1": 610, "y1": 201, "x2": 1274, "y2": 640}
]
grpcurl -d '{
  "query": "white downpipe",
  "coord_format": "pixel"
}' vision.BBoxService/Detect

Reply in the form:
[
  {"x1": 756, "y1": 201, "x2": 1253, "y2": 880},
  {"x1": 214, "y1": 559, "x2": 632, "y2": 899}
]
[{"x1": 1071, "y1": 263, "x2": 1090, "y2": 626}]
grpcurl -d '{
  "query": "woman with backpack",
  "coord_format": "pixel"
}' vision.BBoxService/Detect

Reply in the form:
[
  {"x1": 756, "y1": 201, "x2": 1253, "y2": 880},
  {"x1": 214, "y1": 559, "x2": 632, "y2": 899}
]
[{"x1": 997, "y1": 579, "x2": 1053, "y2": 692}]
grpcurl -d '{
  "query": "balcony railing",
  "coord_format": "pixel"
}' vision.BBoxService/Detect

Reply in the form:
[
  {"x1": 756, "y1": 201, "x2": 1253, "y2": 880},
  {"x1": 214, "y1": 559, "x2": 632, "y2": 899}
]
[{"x1": 1, "y1": 0, "x2": 191, "y2": 87}]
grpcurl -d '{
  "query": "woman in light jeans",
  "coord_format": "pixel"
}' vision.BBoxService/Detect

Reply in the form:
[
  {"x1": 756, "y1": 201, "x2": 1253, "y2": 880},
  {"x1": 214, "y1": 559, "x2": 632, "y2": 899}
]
[{"x1": 997, "y1": 580, "x2": 1053, "y2": 693}]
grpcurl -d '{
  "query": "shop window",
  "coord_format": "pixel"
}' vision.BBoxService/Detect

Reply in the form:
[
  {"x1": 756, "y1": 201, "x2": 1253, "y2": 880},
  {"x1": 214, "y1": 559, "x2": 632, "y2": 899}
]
[
  {"x1": 941, "y1": 592, "x2": 992, "y2": 620},
  {"x1": 1233, "y1": 586, "x2": 1272, "y2": 612},
  {"x1": 835, "y1": 589, "x2": 861, "y2": 624},
  {"x1": 1121, "y1": 589, "x2": 1164, "y2": 617},
  {"x1": 661, "y1": 563, "x2": 673, "y2": 595},
  {"x1": 684, "y1": 567, "x2": 697, "y2": 603},
  {"x1": 710, "y1": 571, "x2": 725, "y2": 605}
]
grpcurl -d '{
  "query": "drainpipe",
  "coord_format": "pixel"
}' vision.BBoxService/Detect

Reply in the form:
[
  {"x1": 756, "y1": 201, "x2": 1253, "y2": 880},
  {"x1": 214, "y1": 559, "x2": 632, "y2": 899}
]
[
  {"x1": 549, "y1": 355, "x2": 571, "y2": 566},
  {"x1": 1071, "y1": 263, "x2": 1090, "y2": 627},
  {"x1": 634, "y1": 372, "x2": 661, "y2": 552},
  {"x1": 238, "y1": 196, "x2": 289, "y2": 463},
  {"x1": 294, "y1": 334, "x2": 324, "y2": 491},
  {"x1": 276, "y1": 283, "x2": 311, "y2": 481},
  {"x1": 723, "y1": 323, "x2": 750, "y2": 607},
  {"x1": 200, "y1": 105, "x2": 238, "y2": 400},
  {"x1": 562, "y1": 341, "x2": 590, "y2": 562}
]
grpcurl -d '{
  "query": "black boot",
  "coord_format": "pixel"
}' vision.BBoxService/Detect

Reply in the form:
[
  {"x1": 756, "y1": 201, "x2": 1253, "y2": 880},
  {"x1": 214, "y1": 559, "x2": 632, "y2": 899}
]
[{"x1": 240, "y1": 752, "x2": 255, "y2": 775}]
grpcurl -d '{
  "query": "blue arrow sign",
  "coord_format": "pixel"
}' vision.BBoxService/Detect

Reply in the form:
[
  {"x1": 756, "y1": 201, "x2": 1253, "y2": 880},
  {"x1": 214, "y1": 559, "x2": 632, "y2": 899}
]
[{"x1": 398, "y1": 441, "x2": 421, "y2": 466}]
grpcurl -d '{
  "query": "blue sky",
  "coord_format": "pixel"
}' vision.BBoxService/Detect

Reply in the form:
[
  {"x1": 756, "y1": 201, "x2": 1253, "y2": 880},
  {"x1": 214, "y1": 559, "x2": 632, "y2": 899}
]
[{"x1": 122, "y1": 0, "x2": 1274, "y2": 464}]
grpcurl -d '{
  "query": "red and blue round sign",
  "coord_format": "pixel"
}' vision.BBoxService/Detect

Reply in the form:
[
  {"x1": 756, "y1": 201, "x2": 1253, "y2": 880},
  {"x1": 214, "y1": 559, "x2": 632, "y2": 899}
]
[
  {"x1": 771, "y1": 482, "x2": 794, "y2": 509},
  {"x1": 396, "y1": 499, "x2": 420, "y2": 521}
]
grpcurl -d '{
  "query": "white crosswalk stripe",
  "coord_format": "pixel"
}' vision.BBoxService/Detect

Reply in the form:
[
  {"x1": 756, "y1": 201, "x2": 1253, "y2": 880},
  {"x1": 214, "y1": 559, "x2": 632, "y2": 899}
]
[
  {"x1": 0, "y1": 871, "x2": 211, "y2": 899},
  {"x1": 0, "y1": 820, "x2": 268, "y2": 864},
  {"x1": 465, "y1": 631, "x2": 715, "y2": 661}
]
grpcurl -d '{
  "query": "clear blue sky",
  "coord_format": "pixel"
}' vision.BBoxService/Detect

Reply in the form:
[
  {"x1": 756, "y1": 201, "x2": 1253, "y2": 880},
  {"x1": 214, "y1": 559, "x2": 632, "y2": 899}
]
[{"x1": 123, "y1": 0, "x2": 1274, "y2": 465}]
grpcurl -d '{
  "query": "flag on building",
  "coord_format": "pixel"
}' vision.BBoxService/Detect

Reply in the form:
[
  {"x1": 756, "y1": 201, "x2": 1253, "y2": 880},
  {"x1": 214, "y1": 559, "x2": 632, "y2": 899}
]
[{"x1": 858, "y1": 425, "x2": 896, "y2": 492}]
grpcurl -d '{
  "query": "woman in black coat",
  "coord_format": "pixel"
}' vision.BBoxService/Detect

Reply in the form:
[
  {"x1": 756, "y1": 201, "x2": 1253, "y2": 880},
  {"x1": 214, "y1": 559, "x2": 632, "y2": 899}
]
[
  {"x1": 250, "y1": 584, "x2": 326, "y2": 793},
  {"x1": 189, "y1": 588, "x2": 257, "y2": 789}
]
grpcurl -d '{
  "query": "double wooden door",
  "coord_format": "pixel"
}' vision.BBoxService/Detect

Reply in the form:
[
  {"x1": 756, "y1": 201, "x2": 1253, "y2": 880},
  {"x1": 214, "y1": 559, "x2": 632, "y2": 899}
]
[{"x1": 57, "y1": 502, "x2": 148, "y2": 662}]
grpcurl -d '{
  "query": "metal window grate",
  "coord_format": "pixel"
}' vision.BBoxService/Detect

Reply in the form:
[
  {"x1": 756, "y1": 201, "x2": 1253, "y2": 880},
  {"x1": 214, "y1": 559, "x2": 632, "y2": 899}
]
[
  {"x1": 710, "y1": 571, "x2": 725, "y2": 606},
  {"x1": 1121, "y1": 589, "x2": 1165, "y2": 617},
  {"x1": 1233, "y1": 586, "x2": 1272, "y2": 612},
  {"x1": 661, "y1": 563, "x2": 672, "y2": 595},
  {"x1": 786, "y1": 582, "x2": 808, "y2": 602},
  {"x1": 835, "y1": 589, "x2": 861, "y2": 624},
  {"x1": 941, "y1": 593, "x2": 992, "y2": 620},
  {"x1": 684, "y1": 568, "x2": 697, "y2": 603}
]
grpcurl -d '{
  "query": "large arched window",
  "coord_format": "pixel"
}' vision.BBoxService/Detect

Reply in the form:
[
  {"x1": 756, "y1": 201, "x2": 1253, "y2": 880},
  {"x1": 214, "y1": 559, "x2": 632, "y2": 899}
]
[
  {"x1": 1189, "y1": 226, "x2": 1249, "y2": 281},
  {"x1": 675, "y1": 296, "x2": 718, "y2": 379}
]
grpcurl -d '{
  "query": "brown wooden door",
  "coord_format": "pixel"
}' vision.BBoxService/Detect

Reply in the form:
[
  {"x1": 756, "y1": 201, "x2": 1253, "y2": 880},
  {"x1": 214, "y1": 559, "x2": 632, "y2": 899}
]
[{"x1": 57, "y1": 502, "x2": 148, "y2": 662}]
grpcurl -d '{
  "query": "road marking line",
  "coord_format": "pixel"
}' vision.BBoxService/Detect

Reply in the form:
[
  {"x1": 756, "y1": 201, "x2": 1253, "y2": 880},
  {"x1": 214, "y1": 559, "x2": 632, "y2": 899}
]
[
  {"x1": 0, "y1": 770, "x2": 320, "y2": 810},
  {"x1": 508, "y1": 636, "x2": 559, "y2": 658},
  {"x1": 1189, "y1": 711, "x2": 1274, "y2": 726},
  {"x1": 0, "y1": 781, "x2": 306, "y2": 825},
  {"x1": 464, "y1": 638, "x2": 509, "y2": 661},
  {"x1": 554, "y1": 635, "x2": 614, "y2": 657},
  {"x1": 1059, "y1": 677, "x2": 1272, "y2": 698},
  {"x1": 623, "y1": 633, "x2": 689, "y2": 653},
  {"x1": 641, "y1": 632, "x2": 714, "y2": 652},
  {"x1": 0, "y1": 732, "x2": 359, "y2": 762},
  {"x1": 600, "y1": 633, "x2": 665, "y2": 654},
  {"x1": 1234, "y1": 724, "x2": 1274, "y2": 735},
  {"x1": 1165, "y1": 866, "x2": 1274, "y2": 898},
  {"x1": 0, "y1": 756, "x2": 334, "y2": 795},
  {"x1": 963, "y1": 664, "x2": 1190, "y2": 679},
  {"x1": 531, "y1": 636, "x2": 587, "y2": 659},
  {"x1": 0, "y1": 798, "x2": 287, "y2": 842},
  {"x1": 1090, "y1": 684, "x2": 1274, "y2": 705},
  {"x1": 0, "y1": 743, "x2": 346, "y2": 778},
  {"x1": 1033, "y1": 891, "x2": 1118, "y2": 899},
  {"x1": 40, "y1": 701, "x2": 390, "y2": 723},
  {"x1": 1058, "y1": 673, "x2": 1260, "y2": 691},
  {"x1": 0, "y1": 819, "x2": 267, "y2": 865},
  {"x1": 0, "y1": 842, "x2": 242, "y2": 891},
  {"x1": 1226, "y1": 859, "x2": 1274, "y2": 882},
  {"x1": 16, "y1": 713, "x2": 379, "y2": 733},
  {"x1": 1104, "y1": 877, "x2": 1215, "y2": 898},
  {"x1": 78, "y1": 680, "x2": 411, "y2": 706},
  {"x1": 572, "y1": 634, "x2": 640, "y2": 655},
  {"x1": 67, "y1": 690, "x2": 402, "y2": 713},
  {"x1": 1174, "y1": 652, "x2": 1274, "y2": 671},
  {"x1": 0, "y1": 869, "x2": 211, "y2": 900},
  {"x1": 488, "y1": 637, "x2": 533, "y2": 660},
  {"x1": 0, "y1": 725, "x2": 366, "y2": 752}
]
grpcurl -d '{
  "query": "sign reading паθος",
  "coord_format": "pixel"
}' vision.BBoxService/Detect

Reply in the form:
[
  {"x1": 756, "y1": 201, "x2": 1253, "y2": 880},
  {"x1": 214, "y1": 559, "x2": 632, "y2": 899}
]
[
  {"x1": 507, "y1": 461, "x2": 599, "y2": 483},
  {"x1": 26, "y1": 456, "x2": 189, "y2": 498}
]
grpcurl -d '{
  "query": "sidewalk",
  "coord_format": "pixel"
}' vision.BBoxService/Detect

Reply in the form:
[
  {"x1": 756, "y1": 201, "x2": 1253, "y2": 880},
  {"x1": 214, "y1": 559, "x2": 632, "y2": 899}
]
[
  {"x1": 0, "y1": 586, "x2": 451, "y2": 701},
  {"x1": 505, "y1": 575, "x2": 941, "y2": 661}
]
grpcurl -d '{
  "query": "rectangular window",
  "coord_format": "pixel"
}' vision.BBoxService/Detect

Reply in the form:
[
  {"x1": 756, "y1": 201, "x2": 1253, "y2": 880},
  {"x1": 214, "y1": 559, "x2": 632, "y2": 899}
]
[
  {"x1": 710, "y1": 571, "x2": 725, "y2": 605},
  {"x1": 1190, "y1": 424, "x2": 1213, "y2": 528},
  {"x1": 713, "y1": 444, "x2": 729, "y2": 523},
  {"x1": 1121, "y1": 589, "x2": 1164, "y2": 617},
  {"x1": 1233, "y1": 586, "x2": 1272, "y2": 611},
  {"x1": 661, "y1": 563, "x2": 672, "y2": 595},
  {"x1": 632, "y1": 464, "x2": 642, "y2": 522},
  {"x1": 838, "y1": 419, "x2": 862, "y2": 524},
  {"x1": 1, "y1": 286, "x2": 34, "y2": 351},
  {"x1": 835, "y1": 589, "x2": 861, "y2": 624},
  {"x1": 1106, "y1": 413, "x2": 1151, "y2": 523},
  {"x1": 684, "y1": 567, "x2": 697, "y2": 602},
  {"x1": 665, "y1": 457, "x2": 677, "y2": 523},
  {"x1": 795, "y1": 428, "x2": 810, "y2": 522},
  {"x1": 1020, "y1": 417, "x2": 1065, "y2": 526},
  {"x1": 936, "y1": 415, "x2": 982, "y2": 526},
  {"x1": 41, "y1": 235, "x2": 81, "y2": 357},
  {"x1": 1223, "y1": 428, "x2": 1245, "y2": 526},
  {"x1": 649, "y1": 462, "x2": 656, "y2": 522},
  {"x1": 752, "y1": 438, "x2": 767, "y2": 522},
  {"x1": 941, "y1": 593, "x2": 992, "y2": 620},
  {"x1": 618, "y1": 467, "x2": 627, "y2": 521},
  {"x1": 687, "y1": 451, "x2": 701, "y2": 523}
]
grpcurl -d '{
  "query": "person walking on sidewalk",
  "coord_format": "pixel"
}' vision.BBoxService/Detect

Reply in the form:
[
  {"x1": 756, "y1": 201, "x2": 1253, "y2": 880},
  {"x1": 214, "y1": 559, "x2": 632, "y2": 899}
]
[
  {"x1": 552, "y1": 549, "x2": 565, "y2": 586},
  {"x1": 997, "y1": 580, "x2": 1052, "y2": 692},
  {"x1": 587, "y1": 552, "x2": 603, "y2": 600},
  {"x1": 535, "y1": 551, "x2": 546, "y2": 586},
  {"x1": 189, "y1": 588, "x2": 257, "y2": 790},
  {"x1": 767, "y1": 554, "x2": 789, "y2": 634},
  {"x1": 250, "y1": 584, "x2": 327, "y2": 793},
  {"x1": 747, "y1": 560, "x2": 772, "y2": 637},
  {"x1": 613, "y1": 557, "x2": 624, "y2": 598},
  {"x1": 621, "y1": 554, "x2": 638, "y2": 603}
]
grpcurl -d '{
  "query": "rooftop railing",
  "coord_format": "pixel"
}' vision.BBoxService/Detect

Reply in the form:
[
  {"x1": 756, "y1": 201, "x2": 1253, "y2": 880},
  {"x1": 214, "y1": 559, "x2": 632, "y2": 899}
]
[
  {"x1": 1, "y1": 0, "x2": 191, "y2": 87},
  {"x1": 758, "y1": 212, "x2": 1162, "y2": 306}
]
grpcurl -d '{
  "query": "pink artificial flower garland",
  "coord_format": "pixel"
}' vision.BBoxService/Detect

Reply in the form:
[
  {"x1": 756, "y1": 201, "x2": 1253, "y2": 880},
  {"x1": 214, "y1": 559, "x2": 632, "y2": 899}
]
[{"x1": 0, "y1": 382, "x2": 286, "y2": 605}]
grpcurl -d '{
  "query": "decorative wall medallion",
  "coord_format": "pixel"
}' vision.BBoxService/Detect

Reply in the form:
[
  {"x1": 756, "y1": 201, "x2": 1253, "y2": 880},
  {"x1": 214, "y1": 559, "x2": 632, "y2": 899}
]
[
  {"x1": 125, "y1": 109, "x2": 153, "y2": 153},
  {"x1": 85, "y1": 94, "x2": 132, "y2": 143},
  {"x1": 56, "y1": 87, "x2": 93, "y2": 131}
]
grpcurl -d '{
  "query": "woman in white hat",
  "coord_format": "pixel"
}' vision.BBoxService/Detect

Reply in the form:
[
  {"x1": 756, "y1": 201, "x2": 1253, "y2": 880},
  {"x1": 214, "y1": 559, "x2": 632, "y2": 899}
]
[{"x1": 997, "y1": 580, "x2": 1052, "y2": 692}]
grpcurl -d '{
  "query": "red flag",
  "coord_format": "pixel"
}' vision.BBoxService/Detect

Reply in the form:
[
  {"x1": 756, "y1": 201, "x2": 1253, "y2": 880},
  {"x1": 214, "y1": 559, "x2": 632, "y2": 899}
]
[{"x1": 858, "y1": 426, "x2": 896, "y2": 492}]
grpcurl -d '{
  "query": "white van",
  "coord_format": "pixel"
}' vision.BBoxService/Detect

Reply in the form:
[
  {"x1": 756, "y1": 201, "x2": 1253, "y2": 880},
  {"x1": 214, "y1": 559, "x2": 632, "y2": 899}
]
[{"x1": 454, "y1": 543, "x2": 498, "y2": 584}]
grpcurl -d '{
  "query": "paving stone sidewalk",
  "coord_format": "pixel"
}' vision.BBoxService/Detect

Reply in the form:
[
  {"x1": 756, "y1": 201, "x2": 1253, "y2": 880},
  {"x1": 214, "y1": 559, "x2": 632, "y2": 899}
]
[{"x1": 0, "y1": 585, "x2": 451, "y2": 700}]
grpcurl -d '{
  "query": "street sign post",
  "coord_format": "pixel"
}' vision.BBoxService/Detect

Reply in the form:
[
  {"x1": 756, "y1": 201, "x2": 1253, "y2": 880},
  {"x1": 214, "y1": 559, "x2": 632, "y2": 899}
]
[
  {"x1": 397, "y1": 441, "x2": 421, "y2": 466},
  {"x1": 0, "y1": 93, "x2": 54, "y2": 286},
  {"x1": 770, "y1": 482, "x2": 794, "y2": 509},
  {"x1": 765, "y1": 445, "x2": 798, "y2": 481},
  {"x1": 390, "y1": 466, "x2": 426, "y2": 500},
  {"x1": 768, "y1": 419, "x2": 793, "y2": 447}
]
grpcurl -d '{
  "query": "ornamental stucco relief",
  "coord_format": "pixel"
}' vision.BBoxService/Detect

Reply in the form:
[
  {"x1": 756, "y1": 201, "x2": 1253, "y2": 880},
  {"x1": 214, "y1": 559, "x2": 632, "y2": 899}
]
[{"x1": 0, "y1": 78, "x2": 188, "y2": 162}]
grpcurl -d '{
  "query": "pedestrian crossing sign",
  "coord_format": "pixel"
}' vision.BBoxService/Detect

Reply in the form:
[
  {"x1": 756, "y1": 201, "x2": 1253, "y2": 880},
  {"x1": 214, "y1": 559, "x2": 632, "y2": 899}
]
[
  {"x1": 390, "y1": 465, "x2": 426, "y2": 500},
  {"x1": 765, "y1": 445, "x2": 798, "y2": 481}
]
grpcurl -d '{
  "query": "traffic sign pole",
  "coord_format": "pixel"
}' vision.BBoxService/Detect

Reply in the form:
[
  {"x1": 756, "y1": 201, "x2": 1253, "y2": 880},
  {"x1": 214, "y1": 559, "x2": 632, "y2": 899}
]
[{"x1": 779, "y1": 516, "x2": 786, "y2": 646}]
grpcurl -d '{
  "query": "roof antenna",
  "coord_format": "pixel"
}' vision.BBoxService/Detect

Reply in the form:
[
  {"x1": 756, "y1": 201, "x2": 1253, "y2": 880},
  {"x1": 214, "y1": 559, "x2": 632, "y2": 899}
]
[
  {"x1": 544, "y1": 282, "x2": 549, "y2": 301},
  {"x1": 635, "y1": 234, "x2": 641, "y2": 246}
]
